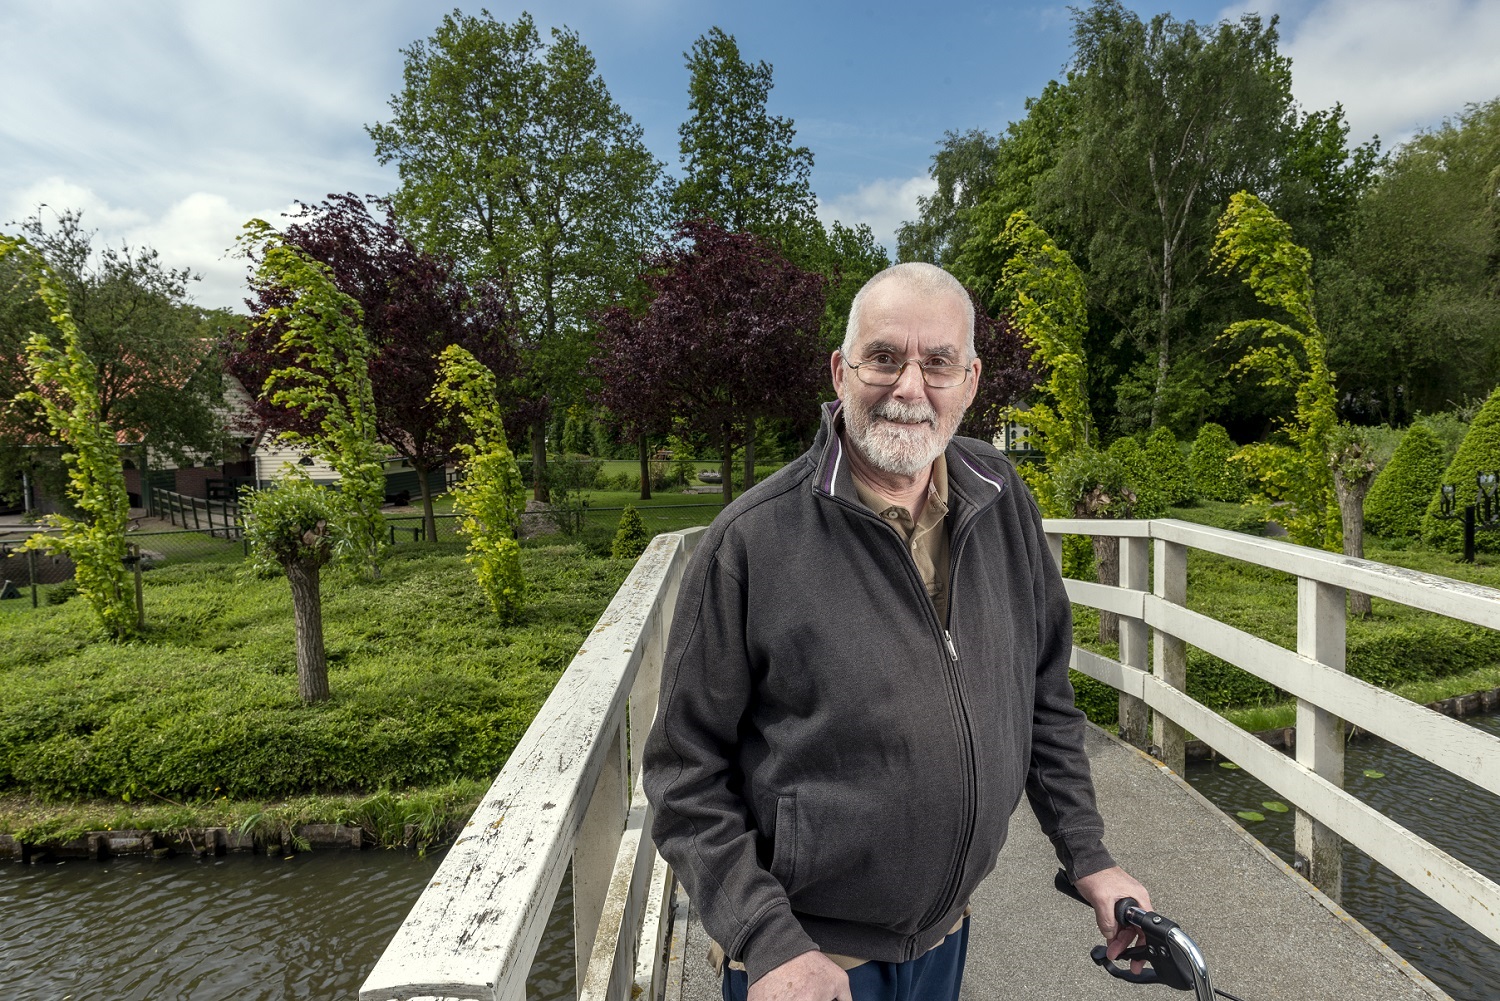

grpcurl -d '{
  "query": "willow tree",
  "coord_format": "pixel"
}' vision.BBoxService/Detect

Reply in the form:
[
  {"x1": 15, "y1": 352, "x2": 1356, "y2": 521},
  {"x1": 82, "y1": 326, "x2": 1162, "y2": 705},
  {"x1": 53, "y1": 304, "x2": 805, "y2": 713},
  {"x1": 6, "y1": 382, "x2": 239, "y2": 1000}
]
[
  {"x1": 1, "y1": 234, "x2": 133, "y2": 637},
  {"x1": 1212, "y1": 192, "x2": 1341, "y2": 551}
]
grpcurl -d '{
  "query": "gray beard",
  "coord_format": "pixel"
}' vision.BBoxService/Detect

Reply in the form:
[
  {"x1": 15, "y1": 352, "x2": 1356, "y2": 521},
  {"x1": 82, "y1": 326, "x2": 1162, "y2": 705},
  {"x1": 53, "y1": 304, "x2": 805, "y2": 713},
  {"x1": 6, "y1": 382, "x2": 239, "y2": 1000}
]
[{"x1": 842, "y1": 396, "x2": 963, "y2": 477}]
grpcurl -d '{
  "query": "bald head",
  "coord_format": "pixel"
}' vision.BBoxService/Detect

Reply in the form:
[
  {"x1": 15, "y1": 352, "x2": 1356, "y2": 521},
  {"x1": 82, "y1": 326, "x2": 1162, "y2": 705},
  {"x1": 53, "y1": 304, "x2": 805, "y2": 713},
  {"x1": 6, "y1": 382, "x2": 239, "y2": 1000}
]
[{"x1": 843, "y1": 262, "x2": 976, "y2": 361}]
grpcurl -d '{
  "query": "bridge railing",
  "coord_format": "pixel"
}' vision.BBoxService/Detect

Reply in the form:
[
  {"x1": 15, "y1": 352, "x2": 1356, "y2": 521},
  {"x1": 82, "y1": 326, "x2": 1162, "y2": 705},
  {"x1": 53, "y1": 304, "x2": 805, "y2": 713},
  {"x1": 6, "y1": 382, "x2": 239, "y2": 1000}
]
[
  {"x1": 1045, "y1": 517, "x2": 1500, "y2": 954},
  {"x1": 359, "y1": 527, "x2": 705, "y2": 1001}
]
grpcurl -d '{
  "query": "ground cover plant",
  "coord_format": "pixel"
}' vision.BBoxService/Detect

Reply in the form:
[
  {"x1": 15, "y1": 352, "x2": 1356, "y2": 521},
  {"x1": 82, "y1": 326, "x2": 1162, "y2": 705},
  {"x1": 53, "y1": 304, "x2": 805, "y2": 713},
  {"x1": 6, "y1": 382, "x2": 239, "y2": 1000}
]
[{"x1": 0, "y1": 542, "x2": 634, "y2": 844}]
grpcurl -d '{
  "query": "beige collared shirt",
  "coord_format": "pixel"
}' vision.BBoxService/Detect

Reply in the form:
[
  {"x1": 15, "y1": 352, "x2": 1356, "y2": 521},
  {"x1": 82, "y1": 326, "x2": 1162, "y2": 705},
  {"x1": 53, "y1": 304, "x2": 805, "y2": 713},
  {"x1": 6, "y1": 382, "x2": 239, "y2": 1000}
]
[{"x1": 852, "y1": 452, "x2": 952, "y2": 625}]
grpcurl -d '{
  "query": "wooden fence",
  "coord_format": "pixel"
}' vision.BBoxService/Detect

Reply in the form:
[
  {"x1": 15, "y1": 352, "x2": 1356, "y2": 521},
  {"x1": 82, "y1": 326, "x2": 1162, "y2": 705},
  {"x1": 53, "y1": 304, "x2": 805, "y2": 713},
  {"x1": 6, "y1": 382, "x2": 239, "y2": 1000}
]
[{"x1": 149, "y1": 485, "x2": 240, "y2": 540}]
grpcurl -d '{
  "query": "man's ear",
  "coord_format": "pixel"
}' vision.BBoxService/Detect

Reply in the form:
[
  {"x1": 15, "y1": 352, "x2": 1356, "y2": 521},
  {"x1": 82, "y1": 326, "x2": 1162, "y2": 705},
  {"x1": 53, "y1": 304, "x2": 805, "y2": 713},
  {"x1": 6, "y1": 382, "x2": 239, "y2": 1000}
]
[
  {"x1": 964, "y1": 357, "x2": 982, "y2": 408},
  {"x1": 831, "y1": 350, "x2": 847, "y2": 400}
]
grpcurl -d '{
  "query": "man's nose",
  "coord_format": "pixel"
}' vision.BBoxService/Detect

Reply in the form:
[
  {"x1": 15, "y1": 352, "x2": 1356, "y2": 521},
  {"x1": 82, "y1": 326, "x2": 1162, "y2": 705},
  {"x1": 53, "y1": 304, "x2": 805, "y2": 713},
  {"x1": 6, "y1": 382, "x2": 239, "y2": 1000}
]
[{"x1": 891, "y1": 361, "x2": 929, "y2": 400}]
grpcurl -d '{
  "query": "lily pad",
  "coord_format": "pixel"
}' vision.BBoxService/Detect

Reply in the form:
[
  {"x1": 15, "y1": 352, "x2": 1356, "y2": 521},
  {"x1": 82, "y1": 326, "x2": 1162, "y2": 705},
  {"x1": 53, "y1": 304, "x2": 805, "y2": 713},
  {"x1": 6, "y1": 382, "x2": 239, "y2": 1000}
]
[
  {"x1": 1363, "y1": 769, "x2": 1385, "y2": 779},
  {"x1": 1217, "y1": 761, "x2": 1241, "y2": 770},
  {"x1": 1236, "y1": 810, "x2": 1266, "y2": 822},
  {"x1": 1261, "y1": 801, "x2": 1290, "y2": 813}
]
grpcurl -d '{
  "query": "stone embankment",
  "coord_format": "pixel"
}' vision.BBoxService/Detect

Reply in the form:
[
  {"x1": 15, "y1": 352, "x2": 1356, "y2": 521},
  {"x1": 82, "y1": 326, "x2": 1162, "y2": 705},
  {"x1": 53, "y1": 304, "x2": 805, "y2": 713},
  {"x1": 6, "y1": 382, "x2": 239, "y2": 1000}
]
[{"x1": 0, "y1": 821, "x2": 425, "y2": 864}]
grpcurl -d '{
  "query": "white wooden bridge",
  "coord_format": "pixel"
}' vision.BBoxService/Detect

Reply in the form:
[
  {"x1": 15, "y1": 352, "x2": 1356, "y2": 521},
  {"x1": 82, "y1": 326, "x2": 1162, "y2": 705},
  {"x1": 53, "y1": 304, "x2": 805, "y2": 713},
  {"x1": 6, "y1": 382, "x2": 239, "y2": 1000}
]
[{"x1": 358, "y1": 519, "x2": 1500, "y2": 1001}]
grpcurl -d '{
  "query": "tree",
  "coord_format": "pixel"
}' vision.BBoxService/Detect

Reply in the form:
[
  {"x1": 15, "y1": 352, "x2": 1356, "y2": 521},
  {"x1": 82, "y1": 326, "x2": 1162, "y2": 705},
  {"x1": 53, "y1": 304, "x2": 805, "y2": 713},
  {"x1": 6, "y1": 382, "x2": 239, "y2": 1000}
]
[
  {"x1": 369, "y1": 10, "x2": 665, "y2": 502},
  {"x1": 897, "y1": 129, "x2": 1001, "y2": 267},
  {"x1": 955, "y1": 290, "x2": 1037, "y2": 444},
  {"x1": 611, "y1": 505, "x2": 648, "y2": 560},
  {"x1": 241, "y1": 470, "x2": 338, "y2": 703},
  {"x1": 1, "y1": 234, "x2": 134, "y2": 637},
  {"x1": 1320, "y1": 99, "x2": 1500, "y2": 423},
  {"x1": 2, "y1": 210, "x2": 227, "y2": 506},
  {"x1": 241, "y1": 219, "x2": 387, "y2": 577},
  {"x1": 1328, "y1": 424, "x2": 1378, "y2": 615},
  {"x1": 1144, "y1": 426, "x2": 1193, "y2": 506},
  {"x1": 431, "y1": 345, "x2": 528, "y2": 622},
  {"x1": 1050, "y1": 1, "x2": 1296, "y2": 429},
  {"x1": 1188, "y1": 423, "x2": 1246, "y2": 502},
  {"x1": 227, "y1": 194, "x2": 515, "y2": 544},
  {"x1": 1212, "y1": 192, "x2": 1340, "y2": 550},
  {"x1": 594, "y1": 219, "x2": 825, "y2": 504},
  {"x1": 672, "y1": 26, "x2": 816, "y2": 246}
]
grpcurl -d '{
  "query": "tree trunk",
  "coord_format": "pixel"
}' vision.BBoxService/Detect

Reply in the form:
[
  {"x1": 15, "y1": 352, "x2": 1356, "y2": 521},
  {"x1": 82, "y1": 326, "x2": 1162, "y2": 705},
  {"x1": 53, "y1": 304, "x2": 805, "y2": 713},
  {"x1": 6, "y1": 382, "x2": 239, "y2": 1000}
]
[
  {"x1": 1152, "y1": 242, "x2": 1173, "y2": 430},
  {"x1": 416, "y1": 461, "x2": 437, "y2": 544},
  {"x1": 720, "y1": 426, "x2": 734, "y2": 505},
  {"x1": 1093, "y1": 534, "x2": 1121, "y2": 644},
  {"x1": 637, "y1": 434, "x2": 652, "y2": 501},
  {"x1": 743, "y1": 424, "x2": 757, "y2": 492},
  {"x1": 1335, "y1": 470, "x2": 1374, "y2": 617},
  {"x1": 285, "y1": 557, "x2": 329, "y2": 703},
  {"x1": 531, "y1": 418, "x2": 549, "y2": 504}
]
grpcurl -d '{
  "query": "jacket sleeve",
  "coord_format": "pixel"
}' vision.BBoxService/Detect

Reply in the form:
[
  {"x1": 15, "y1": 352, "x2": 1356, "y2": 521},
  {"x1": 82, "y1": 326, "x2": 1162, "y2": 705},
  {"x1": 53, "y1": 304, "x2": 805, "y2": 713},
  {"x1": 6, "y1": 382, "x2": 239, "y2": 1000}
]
[
  {"x1": 642, "y1": 542, "x2": 818, "y2": 985},
  {"x1": 1018, "y1": 488, "x2": 1118, "y2": 882}
]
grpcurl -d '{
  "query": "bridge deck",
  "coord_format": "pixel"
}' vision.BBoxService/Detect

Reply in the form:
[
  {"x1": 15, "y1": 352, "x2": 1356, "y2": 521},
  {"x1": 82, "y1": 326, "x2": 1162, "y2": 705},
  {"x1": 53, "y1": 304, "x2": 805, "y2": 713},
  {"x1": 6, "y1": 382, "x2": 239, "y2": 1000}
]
[{"x1": 669, "y1": 726, "x2": 1448, "y2": 1001}]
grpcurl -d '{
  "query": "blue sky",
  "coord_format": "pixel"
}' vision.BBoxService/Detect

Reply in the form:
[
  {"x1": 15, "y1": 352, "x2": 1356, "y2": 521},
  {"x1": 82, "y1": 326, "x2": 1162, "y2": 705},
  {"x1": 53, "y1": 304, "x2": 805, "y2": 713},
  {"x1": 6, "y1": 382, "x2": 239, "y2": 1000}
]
[{"x1": 3, "y1": 0, "x2": 1497, "y2": 309}]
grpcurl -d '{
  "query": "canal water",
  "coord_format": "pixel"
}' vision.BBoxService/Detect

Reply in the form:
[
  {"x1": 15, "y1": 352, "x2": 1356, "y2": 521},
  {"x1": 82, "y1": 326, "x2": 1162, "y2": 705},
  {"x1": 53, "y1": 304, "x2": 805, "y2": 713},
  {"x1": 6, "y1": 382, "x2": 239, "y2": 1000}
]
[
  {"x1": 4, "y1": 713, "x2": 1494, "y2": 999},
  {"x1": 1185, "y1": 709, "x2": 1500, "y2": 1001},
  {"x1": 0, "y1": 845, "x2": 576, "y2": 1000}
]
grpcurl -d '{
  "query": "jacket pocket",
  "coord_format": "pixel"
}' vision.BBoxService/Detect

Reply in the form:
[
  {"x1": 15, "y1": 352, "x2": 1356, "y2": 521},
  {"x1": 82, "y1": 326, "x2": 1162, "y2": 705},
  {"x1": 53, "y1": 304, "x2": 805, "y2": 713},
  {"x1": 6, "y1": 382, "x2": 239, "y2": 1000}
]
[{"x1": 769, "y1": 794, "x2": 797, "y2": 888}]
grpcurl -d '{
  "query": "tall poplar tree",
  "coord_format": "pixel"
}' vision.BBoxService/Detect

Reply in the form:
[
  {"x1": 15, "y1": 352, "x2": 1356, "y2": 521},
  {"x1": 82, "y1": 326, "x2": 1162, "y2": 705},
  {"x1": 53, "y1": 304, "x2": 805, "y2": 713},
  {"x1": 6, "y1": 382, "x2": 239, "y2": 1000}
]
[{"x1": 369, "y1": 10, "x2": 664, "y2": 502}]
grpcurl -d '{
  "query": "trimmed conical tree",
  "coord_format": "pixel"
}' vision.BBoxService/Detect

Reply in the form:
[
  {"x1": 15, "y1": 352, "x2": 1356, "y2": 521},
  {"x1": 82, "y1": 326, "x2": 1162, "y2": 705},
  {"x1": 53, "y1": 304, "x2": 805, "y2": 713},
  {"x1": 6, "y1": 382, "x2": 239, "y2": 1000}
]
[
  {"x1": 1189, "y1": 423, "x2": 1247, "y2": 502},
  {"x1": 1364, "y1": 423, "x2": 1446, "y2": 539},
  {"x1": 1422, "y1": 386, "x2": 1500, "y2": 553},
  {"x1": 1145, "y1": 426, "x2": 1193, "y2": 505},
  {"x1": 611, "y1": 505, "x2": 649, "y2": 560}
]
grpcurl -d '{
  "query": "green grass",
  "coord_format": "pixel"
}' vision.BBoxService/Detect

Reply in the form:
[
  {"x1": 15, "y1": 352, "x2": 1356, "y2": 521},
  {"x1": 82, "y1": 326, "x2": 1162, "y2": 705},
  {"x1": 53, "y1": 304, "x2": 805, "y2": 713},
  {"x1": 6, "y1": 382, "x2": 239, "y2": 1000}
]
[{"x1": 0, "y1": 542, "x2": 635, "y2": 845}]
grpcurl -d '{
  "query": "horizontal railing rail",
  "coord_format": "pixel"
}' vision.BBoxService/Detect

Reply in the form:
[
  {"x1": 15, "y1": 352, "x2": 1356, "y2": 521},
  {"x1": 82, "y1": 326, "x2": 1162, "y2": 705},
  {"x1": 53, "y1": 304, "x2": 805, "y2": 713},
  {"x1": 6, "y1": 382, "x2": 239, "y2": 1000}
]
[
  {"x1": 148, "y1": 485, "x2": 241, "y2": 540},
  {"x1": 360, "y1": 527, "x2": 704, "y2": 1001},
  {"x1": 1044, "y1": 517, "x2": 1500, "y2": 954}
]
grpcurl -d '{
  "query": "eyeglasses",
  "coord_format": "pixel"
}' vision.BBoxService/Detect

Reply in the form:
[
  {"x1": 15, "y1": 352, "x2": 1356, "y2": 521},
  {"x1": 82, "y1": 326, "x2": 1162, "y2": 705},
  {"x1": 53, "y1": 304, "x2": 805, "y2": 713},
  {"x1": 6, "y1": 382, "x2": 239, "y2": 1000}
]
[{"x1": 844, "y1": 356, "x2": 971, "y2": 389}]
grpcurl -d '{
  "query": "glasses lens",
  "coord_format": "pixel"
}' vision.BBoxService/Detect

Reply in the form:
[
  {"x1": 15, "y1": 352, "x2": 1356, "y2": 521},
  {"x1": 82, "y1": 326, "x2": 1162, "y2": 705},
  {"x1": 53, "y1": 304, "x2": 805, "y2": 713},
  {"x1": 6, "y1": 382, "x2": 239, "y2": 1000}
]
[{"x1": 923, "y1": 364, "x2": 967, "y2": 388}]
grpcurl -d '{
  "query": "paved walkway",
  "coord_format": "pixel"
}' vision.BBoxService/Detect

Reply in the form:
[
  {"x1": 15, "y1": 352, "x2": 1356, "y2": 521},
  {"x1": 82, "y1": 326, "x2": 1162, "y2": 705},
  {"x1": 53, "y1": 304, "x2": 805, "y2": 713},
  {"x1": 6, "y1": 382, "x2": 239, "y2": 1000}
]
[{"x1": 667, "y1": 725, "x2": 1447, "y2": 1001}]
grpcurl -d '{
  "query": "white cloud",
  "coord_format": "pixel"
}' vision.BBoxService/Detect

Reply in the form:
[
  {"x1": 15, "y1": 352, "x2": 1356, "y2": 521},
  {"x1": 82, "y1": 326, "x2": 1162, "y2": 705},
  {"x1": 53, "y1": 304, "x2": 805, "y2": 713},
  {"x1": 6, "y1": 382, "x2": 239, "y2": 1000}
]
[
  {"x1": 817, "y1": 175, "x2": 938, "y2": 255},
  {"x1": 1281, "y1": 0, "x2": 1500, "y2": 145},
  {"x1": 4, "y1": 179, "x2": 292, "y2": 311}
]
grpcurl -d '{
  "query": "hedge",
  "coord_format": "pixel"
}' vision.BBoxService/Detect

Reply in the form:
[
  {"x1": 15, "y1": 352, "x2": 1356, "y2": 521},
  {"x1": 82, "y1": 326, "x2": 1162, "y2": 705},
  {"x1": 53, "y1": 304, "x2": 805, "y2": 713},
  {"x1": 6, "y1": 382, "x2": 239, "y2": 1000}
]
[
  {"x1": 1422, "y1": 386, "x2": 1500, "y2": 553},
  {"x1": 1145, "y1": 427, "x2": 1194, "y2": 505},
  {"x1": 1364, "y1": 422, "x2": 1446, "y2": 539},
  {"x1": 1189, "y1": 423, "x2": 1247, "y2": 502}
]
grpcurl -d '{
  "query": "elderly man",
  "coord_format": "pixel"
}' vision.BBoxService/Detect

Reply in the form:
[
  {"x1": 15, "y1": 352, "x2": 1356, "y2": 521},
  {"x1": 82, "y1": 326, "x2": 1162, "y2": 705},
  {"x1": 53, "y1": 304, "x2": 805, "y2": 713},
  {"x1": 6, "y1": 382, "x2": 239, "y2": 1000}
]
[{"x1": 643, "y1": 262, "x2": 1150, "y2": 1001}]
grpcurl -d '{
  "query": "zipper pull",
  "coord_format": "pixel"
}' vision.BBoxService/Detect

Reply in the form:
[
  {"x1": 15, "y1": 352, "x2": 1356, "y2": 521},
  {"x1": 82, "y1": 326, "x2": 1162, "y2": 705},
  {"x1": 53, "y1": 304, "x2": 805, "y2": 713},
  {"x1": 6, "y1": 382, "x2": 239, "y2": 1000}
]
[{"x1": 944, "y1": 630, "x2": 958, "y2": 662}]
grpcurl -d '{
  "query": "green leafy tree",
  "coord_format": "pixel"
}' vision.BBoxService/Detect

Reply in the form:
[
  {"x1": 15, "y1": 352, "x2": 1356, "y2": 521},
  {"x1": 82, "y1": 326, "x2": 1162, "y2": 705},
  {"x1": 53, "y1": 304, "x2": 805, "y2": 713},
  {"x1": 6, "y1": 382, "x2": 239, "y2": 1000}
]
[
  {"x1": 1212, "y1": 192, "x2": 1339, "y2": 550},
  {"x1": 1321, "y1": 99, "x2": 1500, "y2": 423},
  {"x1": 1106, "y1": 437, "x2": 1168, "y2": 518},
  {"x1": 1052, "y1": 1, "x2": 1296, "y2": 429},
  {"x1": 897, "y1": 129, "x2": 1001, "y2": 267},
  {"x1": 1144, "y1": 426, "x2": 1193, "y2": 505},
  {"x1": 1054, "y1": 446, "x2": 1136, "y2": 640},
  {"x1": 2, "y1": 210, "x2": 228, "y2": 510},
  {"x1": 993, "y1": 211, "x2": 1094, "y2": 512},
  {"x1": 611, "y1": 505, "x2": 649, "y2": 560},
  {"x1": 1364, "y1": 422, "x2": 1446, "y2": 539},
  {"x1": 1328, "y1": 423, "x2": 1378, "y2": 614},
  {"x1": 1, "y1": 235, "x2": 133, "y2": 637},
  {"x1": 432, "y1": 344, "x2": 527, "y2": 622},
  {"x1": 672, "y1": 26, "x2": 816, "y2": 246},
  {"x1": 240, "y1": 470, "x2": 338, "y2": 703},
  {"x1": 1188, "y1": 422, "x2": 1247, "y2": 501},
  {"x1": 1423, "y1": 386, "x2": 1500, "y2": 554},
  {"x1": 242, "y1": 219, "x2": 387, "y2": 578},
  {"x1": 370, "y1": 10, "x2": 665, "y2": 502}
]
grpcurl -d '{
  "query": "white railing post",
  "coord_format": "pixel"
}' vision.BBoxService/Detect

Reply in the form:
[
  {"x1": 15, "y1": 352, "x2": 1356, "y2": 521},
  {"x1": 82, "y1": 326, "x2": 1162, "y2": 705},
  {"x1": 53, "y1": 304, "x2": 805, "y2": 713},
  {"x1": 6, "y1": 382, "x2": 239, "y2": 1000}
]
[
  {"x1": 1295, "y1": 576, "x2": 1347, "y2": 901},
  {"x1": 574, "y1": 716, "x2": 629, "y2": 992},
  {"x1": 1118, "y1": 536, "x2": 1150, "y2": 750},
  {"x1": 1152, "y1": 539, "x2": 1188, "y2": 773},
  {"x1": 1045, "y1": 531, "x2": 1063, "y2": 575}
]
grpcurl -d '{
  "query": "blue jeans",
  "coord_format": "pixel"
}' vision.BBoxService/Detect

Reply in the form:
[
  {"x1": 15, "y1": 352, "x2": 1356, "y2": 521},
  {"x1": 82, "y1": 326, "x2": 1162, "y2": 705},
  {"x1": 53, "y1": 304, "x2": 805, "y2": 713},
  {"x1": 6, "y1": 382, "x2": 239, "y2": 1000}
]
[{"x1": 720, "y1": 919, "x2": 970, "y2": 1001}]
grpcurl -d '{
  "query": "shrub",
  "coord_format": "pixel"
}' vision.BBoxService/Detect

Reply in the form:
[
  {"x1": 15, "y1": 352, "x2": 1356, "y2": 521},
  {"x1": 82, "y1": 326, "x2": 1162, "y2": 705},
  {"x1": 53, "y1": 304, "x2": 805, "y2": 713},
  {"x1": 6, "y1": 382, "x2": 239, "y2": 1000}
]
[
  {"x1": 1189, "y1": 423, "x2": 1246, "y2": 502},
  {"x1": 1106, "y1": 437, "x2": 1168, "y2": 518},
  {"x1": 1145, "y1": 427, "x2": 1193, "y2": 505},
  {"x1": 611, "y1": 506, "x2": 649, "y2": 560},
  {"x1": 1422, "y1": 386, "x2": 1500, "y2": 554},
  {"x1": 1364, "y1": 423, "x2": 1446, "y2": 539}
]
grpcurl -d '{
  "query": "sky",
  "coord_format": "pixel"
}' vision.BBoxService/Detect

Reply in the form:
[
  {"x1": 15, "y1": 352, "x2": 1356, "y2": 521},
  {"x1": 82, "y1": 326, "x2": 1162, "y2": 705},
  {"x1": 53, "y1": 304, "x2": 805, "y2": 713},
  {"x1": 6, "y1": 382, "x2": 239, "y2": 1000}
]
[{"x1": 3, "y1": 0, "x2": 1498, "y2": 311}]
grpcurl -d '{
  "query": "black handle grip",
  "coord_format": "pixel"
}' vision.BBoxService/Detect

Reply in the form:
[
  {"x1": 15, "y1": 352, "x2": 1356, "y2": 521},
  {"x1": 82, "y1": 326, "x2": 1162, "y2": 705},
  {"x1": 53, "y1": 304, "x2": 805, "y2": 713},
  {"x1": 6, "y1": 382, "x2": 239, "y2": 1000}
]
[{"x1": 1115, "y1": 895, "x2": 1140, "y2": 929}]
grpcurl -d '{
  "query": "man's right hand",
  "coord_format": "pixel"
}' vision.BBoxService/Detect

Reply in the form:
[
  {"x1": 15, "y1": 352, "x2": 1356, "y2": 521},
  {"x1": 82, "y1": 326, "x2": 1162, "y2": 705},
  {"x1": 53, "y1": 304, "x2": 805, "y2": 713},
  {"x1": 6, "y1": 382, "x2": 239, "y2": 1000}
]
[{"x1": 747, "y1": 950, "x2": 852, "y2": 1001}]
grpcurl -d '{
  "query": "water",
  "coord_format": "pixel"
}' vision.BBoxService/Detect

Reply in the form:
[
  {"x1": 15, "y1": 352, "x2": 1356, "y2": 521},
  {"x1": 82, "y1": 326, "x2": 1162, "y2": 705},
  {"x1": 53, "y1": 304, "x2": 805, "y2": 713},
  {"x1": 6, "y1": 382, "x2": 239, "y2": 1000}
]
[
  {"x1": 1185, "y1": 710, "x2": 1500, "y2": 1001},
  {"x1": 0, "y1": 847, "x2": 577, "y2": 1000}
]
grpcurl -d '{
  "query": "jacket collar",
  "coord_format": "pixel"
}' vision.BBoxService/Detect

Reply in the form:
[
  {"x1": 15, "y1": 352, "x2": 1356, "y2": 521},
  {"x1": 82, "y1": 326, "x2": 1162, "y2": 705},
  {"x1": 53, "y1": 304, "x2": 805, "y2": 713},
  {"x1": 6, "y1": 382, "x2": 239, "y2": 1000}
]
[{"x1": 811, "y1": 399, "x2": 1006, "y2": 515}]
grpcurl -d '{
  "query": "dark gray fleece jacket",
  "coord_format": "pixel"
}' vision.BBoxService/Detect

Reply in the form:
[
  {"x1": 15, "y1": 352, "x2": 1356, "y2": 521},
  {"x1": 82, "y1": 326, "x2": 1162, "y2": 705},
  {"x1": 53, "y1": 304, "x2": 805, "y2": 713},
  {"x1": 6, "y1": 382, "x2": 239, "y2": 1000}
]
[{"x1": 642, "y1": 401, "x2": 1114, "y2": 985}]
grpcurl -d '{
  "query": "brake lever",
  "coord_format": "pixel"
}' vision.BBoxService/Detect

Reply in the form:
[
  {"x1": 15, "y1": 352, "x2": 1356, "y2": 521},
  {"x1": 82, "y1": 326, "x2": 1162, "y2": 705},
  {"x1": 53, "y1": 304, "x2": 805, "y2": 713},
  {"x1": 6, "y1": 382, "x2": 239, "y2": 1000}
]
[{"x1": 1053, "y1": 869, "x2": 1216, "y2": 1001}]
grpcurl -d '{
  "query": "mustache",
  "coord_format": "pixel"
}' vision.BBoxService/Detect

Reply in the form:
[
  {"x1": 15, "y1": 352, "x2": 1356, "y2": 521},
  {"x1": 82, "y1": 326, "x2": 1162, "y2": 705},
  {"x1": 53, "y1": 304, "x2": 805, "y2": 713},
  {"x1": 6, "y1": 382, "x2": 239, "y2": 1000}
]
[{"x1": 871, "y1": 400, "x2": 938, "y2": 425}]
